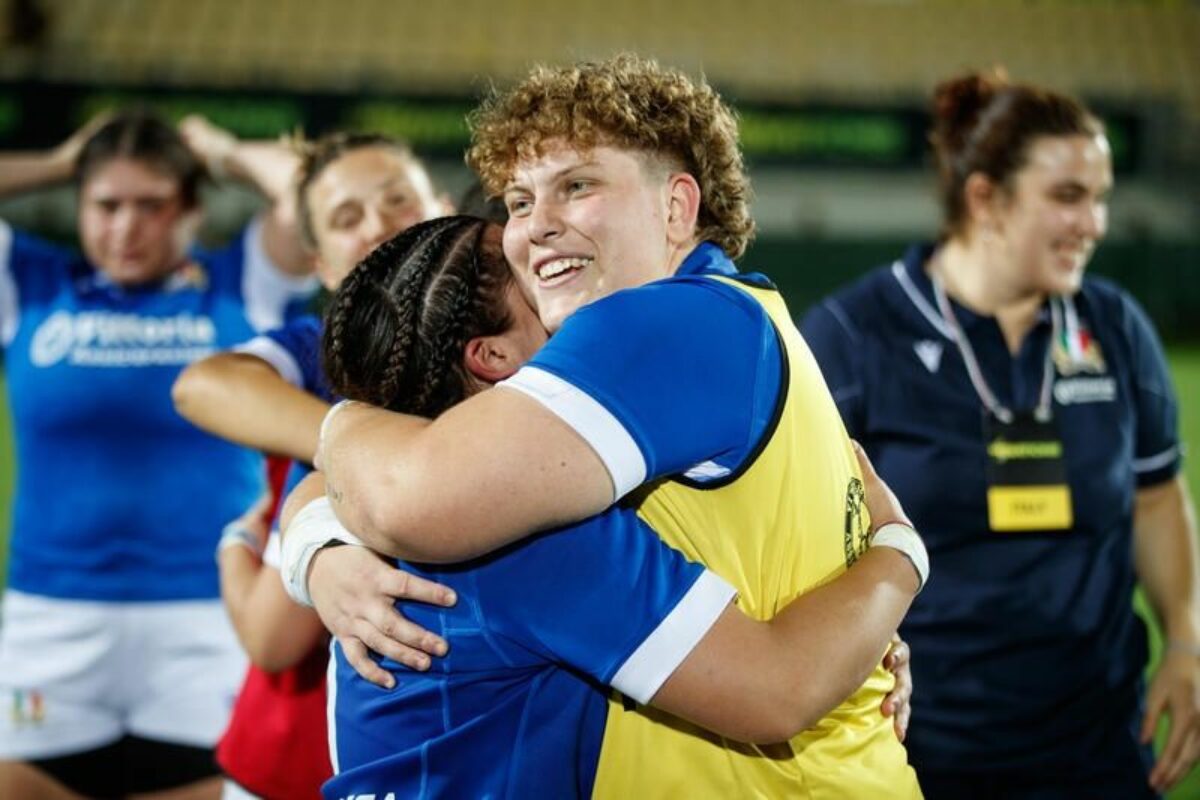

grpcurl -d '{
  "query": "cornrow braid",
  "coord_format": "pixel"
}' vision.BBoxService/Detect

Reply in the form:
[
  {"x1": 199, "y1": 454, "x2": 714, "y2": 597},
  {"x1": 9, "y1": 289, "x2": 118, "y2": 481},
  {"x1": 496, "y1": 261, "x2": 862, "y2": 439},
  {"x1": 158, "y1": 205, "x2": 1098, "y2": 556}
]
[{"x1": 322, "y1": 216, "x2": 514, "y2": 419}]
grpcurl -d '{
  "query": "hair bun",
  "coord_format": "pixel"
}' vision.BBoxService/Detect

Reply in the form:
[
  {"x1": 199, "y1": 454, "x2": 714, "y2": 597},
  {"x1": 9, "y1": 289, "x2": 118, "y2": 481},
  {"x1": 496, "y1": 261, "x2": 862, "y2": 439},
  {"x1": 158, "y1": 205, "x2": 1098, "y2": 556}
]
[{"x1": 931, "y1": 69, "x2": 1009, "y2": 156}]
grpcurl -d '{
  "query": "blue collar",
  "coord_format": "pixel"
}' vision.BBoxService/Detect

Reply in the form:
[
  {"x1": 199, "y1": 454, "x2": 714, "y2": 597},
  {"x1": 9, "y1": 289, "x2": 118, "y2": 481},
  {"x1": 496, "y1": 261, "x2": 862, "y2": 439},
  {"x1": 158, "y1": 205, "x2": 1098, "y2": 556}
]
[{"x1": 677, "y1": 241, "x2": 738, "y2": 277}]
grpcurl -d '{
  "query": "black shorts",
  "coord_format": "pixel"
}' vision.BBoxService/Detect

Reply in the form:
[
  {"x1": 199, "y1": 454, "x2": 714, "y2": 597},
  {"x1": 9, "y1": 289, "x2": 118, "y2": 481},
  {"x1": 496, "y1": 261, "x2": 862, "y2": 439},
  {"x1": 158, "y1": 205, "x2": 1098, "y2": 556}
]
[{"x1": 30, "y1": 735, "x2": 218, "y2": 799}]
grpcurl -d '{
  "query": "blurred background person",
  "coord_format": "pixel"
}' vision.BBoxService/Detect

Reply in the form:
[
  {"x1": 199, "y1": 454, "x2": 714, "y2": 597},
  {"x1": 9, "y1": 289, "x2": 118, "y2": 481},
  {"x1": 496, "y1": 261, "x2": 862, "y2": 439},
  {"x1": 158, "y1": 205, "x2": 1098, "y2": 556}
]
[
  {"x1": 172, "y1": 129, "x2": 454, "y2": 799},
  {"x1": 802, "y1": 70, "x2": 1200, "y2": 799},
  {"x1": 0, "y1": 111, "x2": 315, "y2": 799}
]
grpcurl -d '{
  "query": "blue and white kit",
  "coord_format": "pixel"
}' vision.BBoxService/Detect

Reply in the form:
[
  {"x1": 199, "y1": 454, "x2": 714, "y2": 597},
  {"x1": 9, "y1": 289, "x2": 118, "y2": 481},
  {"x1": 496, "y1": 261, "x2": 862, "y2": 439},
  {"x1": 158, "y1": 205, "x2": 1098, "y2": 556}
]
[{"x1": 0, "y1": 217, "x2": 317, "y2": 759}]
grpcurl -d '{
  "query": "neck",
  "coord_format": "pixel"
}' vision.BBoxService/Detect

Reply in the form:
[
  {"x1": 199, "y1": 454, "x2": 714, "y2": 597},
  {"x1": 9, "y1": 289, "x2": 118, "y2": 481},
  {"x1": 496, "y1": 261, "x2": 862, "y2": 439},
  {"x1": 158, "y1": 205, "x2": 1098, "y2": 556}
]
[
  {"x1": 665, "y1": 237, "x2": 702, "y2": 276},
  {"x1": 932, "y1": 236, "x2": 1045, "y2": 354}
]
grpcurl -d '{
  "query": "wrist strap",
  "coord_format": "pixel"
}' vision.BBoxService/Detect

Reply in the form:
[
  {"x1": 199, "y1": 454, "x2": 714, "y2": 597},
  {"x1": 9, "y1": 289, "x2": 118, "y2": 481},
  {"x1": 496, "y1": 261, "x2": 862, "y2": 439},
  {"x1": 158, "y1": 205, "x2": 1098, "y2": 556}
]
[
  {"x1": 217, "y1": 520, "x2": 264, "y2": 560},
  {"x1": 280, "y1": 496, "x2": 365, "y2": 607},
  {"x1": 870, "y1": 522, "x2": 930, "y2": 593},
  {"x1": 317, "y1": 400, "x2": 360, "y2": 467}
]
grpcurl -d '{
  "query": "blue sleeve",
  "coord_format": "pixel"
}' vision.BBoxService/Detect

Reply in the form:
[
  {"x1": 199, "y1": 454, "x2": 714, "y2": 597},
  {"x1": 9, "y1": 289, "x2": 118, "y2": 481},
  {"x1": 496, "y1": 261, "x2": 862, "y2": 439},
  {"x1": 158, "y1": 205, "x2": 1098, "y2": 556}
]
[
  {"x1": 265, "y1": 316, "x2": 332, "y2": 400},
  {"x1": 484, "y1": 507, "x2": 732, "y2": 700},
  {"x1": 800, "y1": 296, "x2": 866, "y2": 438},
  {"x1": 512, "y1": 278, "x2": 782, "y2": 487},
  {"x1": 1120, "y1": 291, "x2": 1181, "y2": 487},
  {"x1": 0, "y1": 222, "x2": 78, "y2": 348}
]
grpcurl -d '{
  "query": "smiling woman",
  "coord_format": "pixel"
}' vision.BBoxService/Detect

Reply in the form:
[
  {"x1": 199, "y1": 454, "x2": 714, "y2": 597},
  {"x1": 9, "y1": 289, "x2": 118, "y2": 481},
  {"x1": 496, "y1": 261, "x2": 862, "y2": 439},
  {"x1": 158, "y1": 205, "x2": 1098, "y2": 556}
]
[{"x1": 801, "y1": 70, "x2": 1200, "y2": 799}]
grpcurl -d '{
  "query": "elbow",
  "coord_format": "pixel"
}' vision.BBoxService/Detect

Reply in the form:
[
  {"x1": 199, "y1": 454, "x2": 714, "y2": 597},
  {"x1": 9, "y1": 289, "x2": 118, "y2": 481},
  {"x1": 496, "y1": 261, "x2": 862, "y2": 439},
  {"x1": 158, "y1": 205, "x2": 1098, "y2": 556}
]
[
  {"x1": 171, "y1": 360, "x2": 223, "y2": 426},
  {"x1": 345, "y1": 467, "x2": 477, "y2": 564},
  {"x1": 742, "y1": 697, "x2": 825, "y2": 745}
]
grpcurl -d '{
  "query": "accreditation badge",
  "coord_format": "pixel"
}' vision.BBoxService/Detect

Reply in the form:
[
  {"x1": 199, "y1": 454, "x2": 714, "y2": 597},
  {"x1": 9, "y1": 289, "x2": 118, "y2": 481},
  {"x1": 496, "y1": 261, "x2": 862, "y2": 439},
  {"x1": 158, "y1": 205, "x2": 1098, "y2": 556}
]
[{"x1": 984, "y1": 411, "x2": 1073, "y2": 532}]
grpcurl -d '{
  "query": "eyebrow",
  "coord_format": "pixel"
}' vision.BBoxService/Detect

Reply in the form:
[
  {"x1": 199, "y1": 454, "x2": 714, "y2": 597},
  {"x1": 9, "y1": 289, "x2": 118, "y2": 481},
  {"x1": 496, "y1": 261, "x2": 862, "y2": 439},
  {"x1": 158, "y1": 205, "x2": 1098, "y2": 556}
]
[{"x1": 504, "y1": 160, "x2": 602, "y2": 194}]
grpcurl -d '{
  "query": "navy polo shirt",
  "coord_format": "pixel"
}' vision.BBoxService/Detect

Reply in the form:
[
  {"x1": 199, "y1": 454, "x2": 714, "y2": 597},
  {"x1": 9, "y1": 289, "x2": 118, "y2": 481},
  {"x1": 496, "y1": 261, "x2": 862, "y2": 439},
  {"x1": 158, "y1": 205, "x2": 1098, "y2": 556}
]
[{"x1": 801, "y1": 243, "x2": 1181, "y2": 777}]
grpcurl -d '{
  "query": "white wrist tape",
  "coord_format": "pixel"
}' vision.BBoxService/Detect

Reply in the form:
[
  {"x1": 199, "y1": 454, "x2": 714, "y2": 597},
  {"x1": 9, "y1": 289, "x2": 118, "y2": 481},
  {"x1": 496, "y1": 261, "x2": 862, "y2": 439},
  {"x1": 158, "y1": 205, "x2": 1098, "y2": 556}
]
[
  {"x1": 217, "y1": 520, "x2": 263, "y2": 560},
  {"x1": 870, "y1": 522, "x2": 930, "y2": 593},
  {"x1": 280, "y1": 496, "x2": 365, "y2": 607}
]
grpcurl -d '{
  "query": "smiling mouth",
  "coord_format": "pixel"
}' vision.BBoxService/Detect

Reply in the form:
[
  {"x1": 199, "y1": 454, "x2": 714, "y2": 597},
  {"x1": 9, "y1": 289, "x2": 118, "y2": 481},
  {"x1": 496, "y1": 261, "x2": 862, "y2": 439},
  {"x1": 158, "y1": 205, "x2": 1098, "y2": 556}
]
[{"x1": 535, "y1": 256, "x2": 593, "y2": 284}]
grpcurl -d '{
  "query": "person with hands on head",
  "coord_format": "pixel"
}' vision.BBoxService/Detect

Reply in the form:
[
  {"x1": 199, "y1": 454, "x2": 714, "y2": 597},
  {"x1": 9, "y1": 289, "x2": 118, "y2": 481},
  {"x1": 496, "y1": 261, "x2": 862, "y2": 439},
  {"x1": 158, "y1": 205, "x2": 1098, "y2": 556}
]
[
  {"x1": 292, "y1": 55, "x2": 924, "y2": 797},
  {"x1": 280, "y1": 215, "x2": 926, "y2": 798},
  {"x1": 0, "y1": 111, "x2": 316, "y2": 800},
  {"x1": 170, "y1": 130, "x2": 454, "y2": 799},
  {"x1": 800, "y1": 69, "x2": 1200, "y2": 799}
]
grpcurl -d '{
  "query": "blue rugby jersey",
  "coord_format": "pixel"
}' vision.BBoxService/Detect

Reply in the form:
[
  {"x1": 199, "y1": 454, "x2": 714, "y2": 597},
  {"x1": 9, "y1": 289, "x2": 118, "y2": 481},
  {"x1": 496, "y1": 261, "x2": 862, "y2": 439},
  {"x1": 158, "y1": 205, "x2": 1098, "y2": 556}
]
[
  {"x1": 0, "y1": 219, "x2": 318, "y2": 601},
  {"x1": 325, "y1": 509, "x2": 734, "y2": 800},
  {"x1": 801, "y1": 243, "x2": 1180, "y2": 775},
  {"x1": 500, "y1": 242, "x2": 784, "y2": 494}
]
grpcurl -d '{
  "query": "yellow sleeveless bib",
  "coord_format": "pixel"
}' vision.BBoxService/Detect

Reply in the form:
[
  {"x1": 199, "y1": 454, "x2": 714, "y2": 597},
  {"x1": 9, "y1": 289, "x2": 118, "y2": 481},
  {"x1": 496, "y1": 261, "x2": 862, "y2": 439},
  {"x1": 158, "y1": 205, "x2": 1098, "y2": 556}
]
[{"x1": 591, "y1": 276, "x2": 921, "y2": 799}]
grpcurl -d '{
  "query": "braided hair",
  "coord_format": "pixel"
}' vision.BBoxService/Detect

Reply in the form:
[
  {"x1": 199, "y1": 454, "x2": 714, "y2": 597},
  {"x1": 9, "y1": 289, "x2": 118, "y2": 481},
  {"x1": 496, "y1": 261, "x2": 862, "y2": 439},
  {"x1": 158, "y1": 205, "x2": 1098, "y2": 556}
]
[{"x1": 322, "y1": 215, "x2": 516, "y2": 418}]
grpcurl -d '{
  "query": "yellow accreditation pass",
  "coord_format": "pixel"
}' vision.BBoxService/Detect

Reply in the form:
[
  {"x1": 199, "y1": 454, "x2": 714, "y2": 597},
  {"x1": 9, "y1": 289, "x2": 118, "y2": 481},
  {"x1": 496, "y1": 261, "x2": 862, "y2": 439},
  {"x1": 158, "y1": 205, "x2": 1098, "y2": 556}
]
[{"x1": 984, "y1": 411, "x2": 1074, "y2": 532}]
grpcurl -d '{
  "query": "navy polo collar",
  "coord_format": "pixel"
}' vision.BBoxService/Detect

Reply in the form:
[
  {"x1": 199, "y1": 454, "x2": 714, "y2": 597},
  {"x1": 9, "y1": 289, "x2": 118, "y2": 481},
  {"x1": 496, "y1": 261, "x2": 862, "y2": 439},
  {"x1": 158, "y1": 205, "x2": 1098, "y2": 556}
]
[{"x1": 894, "y1": 242, "x2": 1051, "y2": 338}]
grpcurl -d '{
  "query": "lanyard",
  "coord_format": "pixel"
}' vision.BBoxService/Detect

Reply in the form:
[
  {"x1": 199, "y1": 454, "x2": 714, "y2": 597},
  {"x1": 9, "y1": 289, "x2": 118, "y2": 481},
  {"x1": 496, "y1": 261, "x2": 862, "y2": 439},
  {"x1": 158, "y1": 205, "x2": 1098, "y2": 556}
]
[{"x1": 932, "y1": 277, "x2": 1058, "y2": 424}]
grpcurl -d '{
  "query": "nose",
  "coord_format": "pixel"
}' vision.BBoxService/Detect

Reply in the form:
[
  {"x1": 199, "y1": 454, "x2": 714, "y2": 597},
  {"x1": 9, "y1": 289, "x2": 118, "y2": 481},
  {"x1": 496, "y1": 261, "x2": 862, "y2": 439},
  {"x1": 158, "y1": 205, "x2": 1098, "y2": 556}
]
[
  {"x1": 527, "y1": 196, "x2": 562, "y2": 245},
  {"x1": 1079, "y1": 200, "x2": 1107, "y2": 240},
  {"x1": 111, "y1": 204, "x2": 139, "y2": 243},
  {"x1": 359, "y1": 206, "x2": 393, "y2": 249}
]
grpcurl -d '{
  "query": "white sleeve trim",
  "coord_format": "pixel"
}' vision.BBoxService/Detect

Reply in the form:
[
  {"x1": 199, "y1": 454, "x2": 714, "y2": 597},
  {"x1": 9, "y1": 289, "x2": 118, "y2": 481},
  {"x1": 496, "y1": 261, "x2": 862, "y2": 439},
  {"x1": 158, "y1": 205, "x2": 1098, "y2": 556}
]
[
  {"x1": 234, "y1": 335, "x2": 304, "y2": 387},
  {"x1": 610, "y1": 570, "x2": 737, "y2": 705},
  {"x1": 241, "y1": 216, "x2": 319, "y2": 333},
  {"x1": 0, "y1": 220, "x2": 18, "y2": 346},
  {"x1": 498, "y1": 366, "x2": 646, "y2": 500},
  {"x1": 1133, "y1": 445, "x2": 1180, "y2": 474}
]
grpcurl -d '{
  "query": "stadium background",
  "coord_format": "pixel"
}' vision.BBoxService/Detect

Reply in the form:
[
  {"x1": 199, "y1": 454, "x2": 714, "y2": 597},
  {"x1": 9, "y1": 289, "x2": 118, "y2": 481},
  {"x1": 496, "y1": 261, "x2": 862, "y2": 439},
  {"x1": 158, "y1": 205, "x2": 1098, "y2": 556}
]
[{"x1": 0, "y1": 0, "x2": 1197, "y2": 794}]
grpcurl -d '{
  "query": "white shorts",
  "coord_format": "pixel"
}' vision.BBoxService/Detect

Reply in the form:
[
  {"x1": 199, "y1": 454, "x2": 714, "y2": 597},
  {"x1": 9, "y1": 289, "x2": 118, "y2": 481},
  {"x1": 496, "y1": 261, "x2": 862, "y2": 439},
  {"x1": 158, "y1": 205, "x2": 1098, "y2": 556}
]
[{"x1": 0, "y1": 590, "x2": 247, "y2": 760}]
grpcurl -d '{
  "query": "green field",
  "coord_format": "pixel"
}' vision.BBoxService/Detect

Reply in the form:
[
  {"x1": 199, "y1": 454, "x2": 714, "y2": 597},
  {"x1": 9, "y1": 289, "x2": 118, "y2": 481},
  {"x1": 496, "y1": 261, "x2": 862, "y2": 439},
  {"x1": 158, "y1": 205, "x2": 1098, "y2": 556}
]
[{"x1": 1, "y1": 352, "x2": 1199, "y2": 794}]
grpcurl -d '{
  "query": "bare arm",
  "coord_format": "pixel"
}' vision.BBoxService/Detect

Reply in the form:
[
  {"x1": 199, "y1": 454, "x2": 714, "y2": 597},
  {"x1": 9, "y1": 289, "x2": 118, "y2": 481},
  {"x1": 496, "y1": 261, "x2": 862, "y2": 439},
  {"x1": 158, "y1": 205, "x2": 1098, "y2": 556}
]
[
  {"x1": 178, "y1": 116, "x2": 311, "y2": 277},
  {"x1": 0, "y1": 115, "x2": 110, "y2": 199},
  {"x1": 319, "y1": 391, "x2": 612, "y2": 563},
  {"x1": 654, "y1": 545, "x2": 919, "y2": 743},
  {"x1": 220, "y1": 548, "x2": 327, "y2": 673},
  {"x1": 172, "y1": 352, "x2": 328, "y2": 462},
  {"x1": 653, "y1": 441, "x2": 923, "y2": 743},
  {"x1": 217, "y1": 499, "x2": 327, "y2": 672},
  {"x1": 1134, "y1": 475, "x2": 1200, "y2": 791}
]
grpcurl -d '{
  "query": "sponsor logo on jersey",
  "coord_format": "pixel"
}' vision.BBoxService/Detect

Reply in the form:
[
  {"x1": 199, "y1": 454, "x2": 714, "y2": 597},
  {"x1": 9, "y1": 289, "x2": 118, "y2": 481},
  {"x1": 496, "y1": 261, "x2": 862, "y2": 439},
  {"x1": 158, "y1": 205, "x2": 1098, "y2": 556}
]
[
  {"x1": 1053, "y1": 376, "x2": 1118, "y2": 406},
  {"x1": 29, "y1": 310, "x2": 217, "y2": 368},
  {"x1": 913, "y1": 339, "x2": 944, "y2": 373}
]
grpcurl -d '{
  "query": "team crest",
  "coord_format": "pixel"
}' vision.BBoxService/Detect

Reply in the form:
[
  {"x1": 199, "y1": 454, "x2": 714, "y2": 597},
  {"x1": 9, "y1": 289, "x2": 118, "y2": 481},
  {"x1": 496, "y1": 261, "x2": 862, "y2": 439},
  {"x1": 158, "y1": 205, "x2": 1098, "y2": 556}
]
[
  {"x1": 843, "y1": 477, "x2": 870, "y2": 567},
  {"x1": 166, "y1": 261, "x2": 210, "y2": 292},
  {"x1": 1052, "y1": 324, "x2": 1105, "y2": 376},
  {"x1": 10, "y1": 689, "x2": 45, "y2": 726}
]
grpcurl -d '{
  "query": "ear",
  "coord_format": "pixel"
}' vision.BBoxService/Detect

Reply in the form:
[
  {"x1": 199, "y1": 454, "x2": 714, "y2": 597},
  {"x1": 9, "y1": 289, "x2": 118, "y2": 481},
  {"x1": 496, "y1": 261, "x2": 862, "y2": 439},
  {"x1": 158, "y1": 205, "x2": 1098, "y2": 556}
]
[
  {"x1": 963, "y1": 172, "x2": 1003, "y2": 233},
  {"x1": 463, "y1": 335, "x2": 521, "y2": 384},
  {"x1": 664, "y1": 172, "x2": 702, "y2": 246}
]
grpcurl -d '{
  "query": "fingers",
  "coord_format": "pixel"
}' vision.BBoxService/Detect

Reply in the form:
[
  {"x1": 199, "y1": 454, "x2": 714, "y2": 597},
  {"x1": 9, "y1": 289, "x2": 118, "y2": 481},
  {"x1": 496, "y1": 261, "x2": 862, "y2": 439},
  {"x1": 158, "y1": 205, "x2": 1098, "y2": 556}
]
[
  {"x1": 352, "y1": 618, "x2": 434, "y2": 674},
  {"x1": 340, "y1": 637, "x2": 395, "y2": 690},
  {"x1": 895, "y1": 695, "x2": 911, "y2": 742},
  {"x1": 377, "y1": 566, "x2": 458, "y2": 608},
  {"x1": 1149, "y1": 693, "x2": 1200, "y2": 792},
  {"x1": 1141, "y1": 687, "x2": 1166, "y2": 744},
  {"x1": 365, "y1": 603, "x2": 448, "y2": 658}
]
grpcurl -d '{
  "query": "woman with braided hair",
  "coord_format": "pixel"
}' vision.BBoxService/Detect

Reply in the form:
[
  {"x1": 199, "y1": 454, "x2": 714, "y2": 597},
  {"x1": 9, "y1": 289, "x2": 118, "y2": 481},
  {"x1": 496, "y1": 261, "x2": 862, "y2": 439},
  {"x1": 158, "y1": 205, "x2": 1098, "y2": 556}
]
[
  {"x1": 170, "y1": 130, "x2": 454, "y2": 799},
  {"x1": 280, "y1": 214, "x2": 928, "y2": 798}
]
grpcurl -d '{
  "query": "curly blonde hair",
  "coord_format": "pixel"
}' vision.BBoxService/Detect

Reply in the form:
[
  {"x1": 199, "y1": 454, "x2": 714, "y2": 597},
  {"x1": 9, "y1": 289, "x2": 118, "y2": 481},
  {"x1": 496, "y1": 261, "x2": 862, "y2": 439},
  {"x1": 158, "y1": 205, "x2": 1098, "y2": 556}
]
[{"x1": 467, "y1": 54, "x2": 754, "y2": 259}]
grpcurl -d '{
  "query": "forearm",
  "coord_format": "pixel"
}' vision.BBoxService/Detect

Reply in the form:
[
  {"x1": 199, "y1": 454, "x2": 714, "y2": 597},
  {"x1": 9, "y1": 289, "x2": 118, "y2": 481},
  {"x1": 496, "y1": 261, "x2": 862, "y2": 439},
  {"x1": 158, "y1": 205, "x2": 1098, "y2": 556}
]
[
  {"x1": 0, "y1": 152, "x2": 74, "y2": 199},
  {"x1": 1135, "y1": 476, "x2": 1200, "y2": 643},
  {"x1": 173, "y1": 354, "x2": 327, "y2": 461},
  {"x1": 320, "y1": 393, "x2": 611, "y2": 562},
  {"x1": 219, "y1": 546, "x2": 266, "y2": 656},
  {"x1": 654, "y1": 546, "x2": 919, "y2": 743}
]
